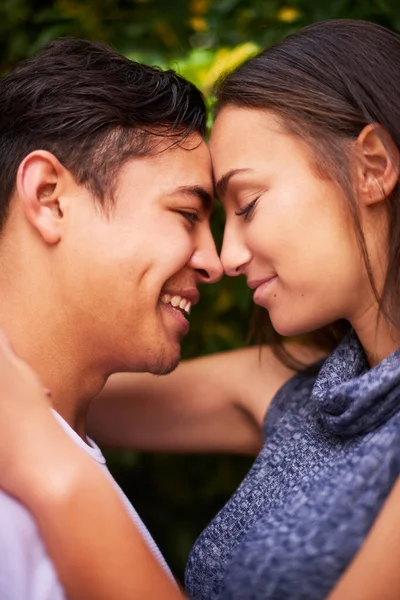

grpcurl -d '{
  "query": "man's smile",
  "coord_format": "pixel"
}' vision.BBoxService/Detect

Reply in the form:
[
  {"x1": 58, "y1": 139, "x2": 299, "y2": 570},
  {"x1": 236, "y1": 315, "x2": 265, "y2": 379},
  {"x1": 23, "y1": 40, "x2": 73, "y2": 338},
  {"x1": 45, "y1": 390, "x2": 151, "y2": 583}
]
[{"x1": 160, "y1": 293, "x2": 192, "y2": 315}]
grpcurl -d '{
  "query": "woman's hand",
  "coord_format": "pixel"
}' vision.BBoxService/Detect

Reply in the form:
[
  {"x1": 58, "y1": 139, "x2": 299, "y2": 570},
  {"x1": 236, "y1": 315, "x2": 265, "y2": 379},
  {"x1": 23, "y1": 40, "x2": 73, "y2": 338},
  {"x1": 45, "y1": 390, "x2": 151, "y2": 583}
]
[
  {"x1": 0, "y1": 327, "x2": 57, "y2": 501},
  {"x1": 0, "y1": 328, "x2": 185, "y2": 599}
]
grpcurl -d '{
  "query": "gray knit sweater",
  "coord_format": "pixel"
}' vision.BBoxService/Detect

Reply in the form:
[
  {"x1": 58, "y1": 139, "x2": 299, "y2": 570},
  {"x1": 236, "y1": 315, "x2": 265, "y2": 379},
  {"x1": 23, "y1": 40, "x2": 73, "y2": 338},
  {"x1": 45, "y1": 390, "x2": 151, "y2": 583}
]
[{"x1": 185, "y1": 332, "x2": 400, "y2": 599}]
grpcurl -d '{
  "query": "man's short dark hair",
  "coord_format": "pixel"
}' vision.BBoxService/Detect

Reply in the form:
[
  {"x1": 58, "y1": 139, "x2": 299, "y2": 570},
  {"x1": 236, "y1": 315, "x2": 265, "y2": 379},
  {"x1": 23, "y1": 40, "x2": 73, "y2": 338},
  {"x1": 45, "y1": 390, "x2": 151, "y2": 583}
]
[{"x1": 0, "y1": 38, "x2": 207, "y2": 229}]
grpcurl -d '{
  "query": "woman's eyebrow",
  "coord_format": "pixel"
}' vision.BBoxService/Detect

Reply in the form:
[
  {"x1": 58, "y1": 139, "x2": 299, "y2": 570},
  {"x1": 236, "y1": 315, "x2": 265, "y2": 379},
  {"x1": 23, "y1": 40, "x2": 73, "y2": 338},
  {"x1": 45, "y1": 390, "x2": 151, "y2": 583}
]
[{"x1": 214, "y1": 168, "x2": 252, "y2": 198}]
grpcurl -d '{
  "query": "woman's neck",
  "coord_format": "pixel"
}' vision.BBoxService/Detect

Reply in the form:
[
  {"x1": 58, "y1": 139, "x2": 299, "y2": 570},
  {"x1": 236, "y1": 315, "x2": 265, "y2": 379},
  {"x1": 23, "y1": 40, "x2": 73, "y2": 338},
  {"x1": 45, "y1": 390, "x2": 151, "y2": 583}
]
[{"x1": 351, "y1": 304, "x2": 400, "y2": 367}]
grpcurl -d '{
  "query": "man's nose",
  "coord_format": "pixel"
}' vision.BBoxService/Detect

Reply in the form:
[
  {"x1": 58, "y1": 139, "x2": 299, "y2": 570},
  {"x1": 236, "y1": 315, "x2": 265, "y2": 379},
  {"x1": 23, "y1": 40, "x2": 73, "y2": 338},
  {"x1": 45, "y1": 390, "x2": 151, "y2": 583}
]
[
  {"x1": 196, "y1": 251, "x2": 223, "y2": 283},
  {"x1": 190, "y1": 231, "x2": 223, "y2": 284}
]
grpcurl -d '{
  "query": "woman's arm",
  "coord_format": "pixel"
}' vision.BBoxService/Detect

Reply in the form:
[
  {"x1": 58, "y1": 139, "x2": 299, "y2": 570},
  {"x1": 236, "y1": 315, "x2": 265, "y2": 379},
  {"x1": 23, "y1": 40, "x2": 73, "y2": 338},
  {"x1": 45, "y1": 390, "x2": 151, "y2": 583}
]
[
  {"x1": 88, "y1": 343, "x2": 323, "y2": 456},
  {"x1": 0, "y1": 330, "x2": 184, "y2": 600},
  {"x1": 328, "y1": 477, "x2": 400, "y2": 600}
]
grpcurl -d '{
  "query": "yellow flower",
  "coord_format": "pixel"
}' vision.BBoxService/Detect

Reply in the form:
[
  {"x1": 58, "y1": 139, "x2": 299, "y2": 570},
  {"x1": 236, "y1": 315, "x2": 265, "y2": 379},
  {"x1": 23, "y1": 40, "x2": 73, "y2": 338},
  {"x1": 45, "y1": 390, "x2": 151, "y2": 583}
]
[
  {"x1": 190, "y1": 17, "x2": 208, "y2": 32},
  {"x1": 277, "y1": 7, "x2": 301, "y2": 23},
  {"x1": 190, "y1": 0, "x2": 209, "y2": 14},
  {"x1": 202, "y1": 42, "x2": 259, "y2": 93}
]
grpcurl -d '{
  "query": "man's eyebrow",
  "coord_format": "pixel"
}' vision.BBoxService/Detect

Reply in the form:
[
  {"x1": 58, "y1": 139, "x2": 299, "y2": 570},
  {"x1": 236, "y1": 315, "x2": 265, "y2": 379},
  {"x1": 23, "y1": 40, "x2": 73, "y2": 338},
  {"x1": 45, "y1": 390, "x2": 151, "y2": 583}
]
[
  {"x1": 171, "y1": 185, "x2": 214, "y2": 212},
  {"x1": 214, "y1": 168, "x2": 251, "y2": 198}
]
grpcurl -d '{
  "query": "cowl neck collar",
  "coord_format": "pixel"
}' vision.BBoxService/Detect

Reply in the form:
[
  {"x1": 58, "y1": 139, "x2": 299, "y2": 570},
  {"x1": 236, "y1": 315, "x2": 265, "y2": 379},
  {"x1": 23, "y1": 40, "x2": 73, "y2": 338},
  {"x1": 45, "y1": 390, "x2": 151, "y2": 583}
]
[{"x1": 312, "y1": 331, "x2": 400, "y2": 437}]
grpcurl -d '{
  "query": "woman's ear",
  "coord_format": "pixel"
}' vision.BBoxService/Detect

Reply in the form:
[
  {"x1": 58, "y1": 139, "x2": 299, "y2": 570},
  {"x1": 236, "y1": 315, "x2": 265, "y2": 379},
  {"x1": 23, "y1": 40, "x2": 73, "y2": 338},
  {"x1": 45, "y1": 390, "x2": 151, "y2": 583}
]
[
  {"x1": 356, "y1": 124, "x2": 399, "y2": 206},
  {"x1": 16, "y1": 150, "x2": 66, "y2": 245}
]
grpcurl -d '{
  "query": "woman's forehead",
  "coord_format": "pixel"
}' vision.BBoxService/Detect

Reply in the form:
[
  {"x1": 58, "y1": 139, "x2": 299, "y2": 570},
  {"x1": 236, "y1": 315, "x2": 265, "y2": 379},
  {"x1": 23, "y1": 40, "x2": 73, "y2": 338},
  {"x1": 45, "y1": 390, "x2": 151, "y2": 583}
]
[{"x1": 209, "y1": 107, "x2": 295, "y2": 177}]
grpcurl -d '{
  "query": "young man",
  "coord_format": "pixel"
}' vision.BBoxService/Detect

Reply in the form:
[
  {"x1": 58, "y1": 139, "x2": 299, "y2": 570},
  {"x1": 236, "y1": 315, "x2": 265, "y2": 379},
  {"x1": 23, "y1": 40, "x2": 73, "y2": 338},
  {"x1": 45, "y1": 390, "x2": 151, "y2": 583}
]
[{"x1": 0, "y1": 38, "x2": 222, "y2": 599}]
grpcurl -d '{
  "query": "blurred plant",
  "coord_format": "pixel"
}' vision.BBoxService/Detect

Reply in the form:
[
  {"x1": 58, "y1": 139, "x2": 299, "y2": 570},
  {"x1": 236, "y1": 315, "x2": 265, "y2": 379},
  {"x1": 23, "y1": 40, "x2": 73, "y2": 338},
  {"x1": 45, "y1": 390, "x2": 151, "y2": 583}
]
[{"x1": 2, "y1": 0, "x2": 399, "y2": 73}]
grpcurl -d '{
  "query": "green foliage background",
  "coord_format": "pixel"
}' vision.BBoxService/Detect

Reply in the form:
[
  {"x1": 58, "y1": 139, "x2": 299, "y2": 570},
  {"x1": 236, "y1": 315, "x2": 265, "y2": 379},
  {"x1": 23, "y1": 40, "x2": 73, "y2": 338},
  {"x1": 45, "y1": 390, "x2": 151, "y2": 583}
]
[{"x1": 2, "y1": 0, "x2": 400, "y2": 582}]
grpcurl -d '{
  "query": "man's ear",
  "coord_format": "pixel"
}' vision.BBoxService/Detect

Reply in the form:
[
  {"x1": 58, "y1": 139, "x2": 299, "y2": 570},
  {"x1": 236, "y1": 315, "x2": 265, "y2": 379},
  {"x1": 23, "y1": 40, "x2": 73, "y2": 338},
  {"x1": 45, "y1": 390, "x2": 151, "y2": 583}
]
[
  {"x1": 16, "y1": 150, "x2": 66, "y2": 245},
  {"x1": 356, "y1": 124, "x2": 399, "y2": 206}
]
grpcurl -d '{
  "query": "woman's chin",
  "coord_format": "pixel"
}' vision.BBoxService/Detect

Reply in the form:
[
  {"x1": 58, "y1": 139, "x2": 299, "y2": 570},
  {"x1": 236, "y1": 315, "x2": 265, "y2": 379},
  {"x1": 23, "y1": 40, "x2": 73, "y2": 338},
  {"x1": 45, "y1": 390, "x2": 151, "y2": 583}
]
[{"x1": 270, "y1": 313, "x2": 327, "y2": 338}]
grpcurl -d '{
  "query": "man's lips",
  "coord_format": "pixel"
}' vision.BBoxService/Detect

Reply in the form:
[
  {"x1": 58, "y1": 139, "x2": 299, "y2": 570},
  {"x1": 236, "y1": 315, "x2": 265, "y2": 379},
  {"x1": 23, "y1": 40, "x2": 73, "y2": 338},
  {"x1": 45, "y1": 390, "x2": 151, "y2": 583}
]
[{"x1": 160, "y1": 288, "x2": 200, "y2": 316}]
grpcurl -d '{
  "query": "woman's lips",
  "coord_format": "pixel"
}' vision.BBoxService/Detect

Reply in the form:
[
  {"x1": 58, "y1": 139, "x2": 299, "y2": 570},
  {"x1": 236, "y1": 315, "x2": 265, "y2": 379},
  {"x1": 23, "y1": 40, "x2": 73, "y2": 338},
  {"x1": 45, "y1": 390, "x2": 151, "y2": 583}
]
[{"x1": 250, "y1": 276, "x2": 278, "y2": 305}]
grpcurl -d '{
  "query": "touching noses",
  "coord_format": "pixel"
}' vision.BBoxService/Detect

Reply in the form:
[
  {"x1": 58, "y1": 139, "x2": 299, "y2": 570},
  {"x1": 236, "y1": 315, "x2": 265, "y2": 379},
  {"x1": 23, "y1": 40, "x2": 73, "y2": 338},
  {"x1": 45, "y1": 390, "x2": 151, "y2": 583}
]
[
  {"x1": 190, "y1": 228, "x2": 223, "y2": 284},
  {"x1": 220, "y1": 223, "x2": 251, "y2": 277}
]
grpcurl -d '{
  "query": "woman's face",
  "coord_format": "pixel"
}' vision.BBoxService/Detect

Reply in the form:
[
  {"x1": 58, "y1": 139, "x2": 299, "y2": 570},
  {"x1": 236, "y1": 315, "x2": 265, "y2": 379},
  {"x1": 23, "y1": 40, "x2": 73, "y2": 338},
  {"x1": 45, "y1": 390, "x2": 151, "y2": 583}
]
[{"x1": 210, "y1": 106, "x2": 379, "y2": 337}]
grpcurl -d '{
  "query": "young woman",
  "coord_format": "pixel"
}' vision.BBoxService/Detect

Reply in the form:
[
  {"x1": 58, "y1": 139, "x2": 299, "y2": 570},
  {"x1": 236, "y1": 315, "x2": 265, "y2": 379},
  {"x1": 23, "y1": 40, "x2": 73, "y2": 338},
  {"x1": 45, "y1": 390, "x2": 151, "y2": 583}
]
[{"x1": 2, "y1": 18, "x2": 400, "y2": 600}]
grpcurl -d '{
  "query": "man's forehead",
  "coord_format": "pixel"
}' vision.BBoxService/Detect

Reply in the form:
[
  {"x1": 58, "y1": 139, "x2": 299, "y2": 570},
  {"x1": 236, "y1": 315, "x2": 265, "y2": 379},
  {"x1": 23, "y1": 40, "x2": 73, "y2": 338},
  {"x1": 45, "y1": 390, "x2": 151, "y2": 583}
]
[
  {"x1": 147, "y1": 132, "x2": 208, "y2": 160},
  {"x1": 117, "y1": 139, "x2": 213, "y2": 200},
  {"x1": 141, "y1": 136, "x2": 210, "y2": 169},
  {"x1": 153, "y1": 141, "x2": 213, "y2": 196}
]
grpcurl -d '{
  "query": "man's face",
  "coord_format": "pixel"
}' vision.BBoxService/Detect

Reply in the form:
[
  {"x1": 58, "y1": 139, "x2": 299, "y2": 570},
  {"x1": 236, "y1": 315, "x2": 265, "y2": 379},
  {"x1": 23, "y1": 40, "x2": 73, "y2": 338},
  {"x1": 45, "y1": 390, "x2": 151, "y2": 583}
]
[{"x1": 58, "y1": 135, "x2": 222, "y2": 375}]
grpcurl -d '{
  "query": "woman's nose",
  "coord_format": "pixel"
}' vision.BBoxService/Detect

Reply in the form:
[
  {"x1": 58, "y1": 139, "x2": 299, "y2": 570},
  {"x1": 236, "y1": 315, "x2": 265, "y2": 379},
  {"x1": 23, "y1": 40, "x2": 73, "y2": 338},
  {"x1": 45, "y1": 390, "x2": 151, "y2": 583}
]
[{"x1": 220, "y1": 227, "x2": 251, "y2": 277}]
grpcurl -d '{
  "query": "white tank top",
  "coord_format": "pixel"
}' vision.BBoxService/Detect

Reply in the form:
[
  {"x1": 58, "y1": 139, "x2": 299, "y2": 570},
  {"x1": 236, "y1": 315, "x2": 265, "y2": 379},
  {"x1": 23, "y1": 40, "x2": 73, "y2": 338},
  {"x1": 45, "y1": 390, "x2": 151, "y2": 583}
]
[{"x1": 51, "y1": 409, "x2": 174, "y2": 580}]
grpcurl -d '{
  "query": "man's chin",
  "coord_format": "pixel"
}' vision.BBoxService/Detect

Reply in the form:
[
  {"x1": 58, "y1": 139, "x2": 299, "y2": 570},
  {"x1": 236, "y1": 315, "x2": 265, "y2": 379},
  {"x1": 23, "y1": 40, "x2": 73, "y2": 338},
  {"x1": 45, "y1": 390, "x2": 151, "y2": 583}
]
[{"x1": 147, "y1": 350, "x2": 181, "y2": 376}]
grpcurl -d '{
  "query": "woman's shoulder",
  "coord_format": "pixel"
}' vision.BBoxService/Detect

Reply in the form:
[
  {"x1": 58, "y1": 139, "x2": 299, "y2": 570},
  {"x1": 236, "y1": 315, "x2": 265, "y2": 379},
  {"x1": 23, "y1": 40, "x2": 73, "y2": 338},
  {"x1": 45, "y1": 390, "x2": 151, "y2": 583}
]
[{"x1": 262, "y1": 355, "x2": 325, "y2": 439}]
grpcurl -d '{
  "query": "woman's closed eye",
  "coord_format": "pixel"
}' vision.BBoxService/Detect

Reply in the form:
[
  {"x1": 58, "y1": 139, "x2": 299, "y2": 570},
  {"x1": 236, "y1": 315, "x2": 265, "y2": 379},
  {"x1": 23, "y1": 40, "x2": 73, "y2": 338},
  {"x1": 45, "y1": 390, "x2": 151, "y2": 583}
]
[{"x1": 235, "y1": 197, "x2": 259, "y2": 221}]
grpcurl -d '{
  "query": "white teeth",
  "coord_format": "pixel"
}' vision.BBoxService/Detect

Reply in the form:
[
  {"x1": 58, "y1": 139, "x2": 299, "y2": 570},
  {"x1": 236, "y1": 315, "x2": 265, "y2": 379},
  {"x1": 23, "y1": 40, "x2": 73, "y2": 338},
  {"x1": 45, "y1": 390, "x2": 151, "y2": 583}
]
[
  {"x1": 160, "y1": 293, "x2": 192, "y2": 315},
  {"x1": 171, "y1": 296, "x2": 181, "y2": 308}
]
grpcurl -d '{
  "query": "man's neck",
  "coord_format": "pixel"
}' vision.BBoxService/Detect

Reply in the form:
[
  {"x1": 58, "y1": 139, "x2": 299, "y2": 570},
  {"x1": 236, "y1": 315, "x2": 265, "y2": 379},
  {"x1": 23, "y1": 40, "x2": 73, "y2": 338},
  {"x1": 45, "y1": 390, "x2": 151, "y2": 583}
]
[{"x1": 0, "y1": 291, "x2": 108, "y2": 440}]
